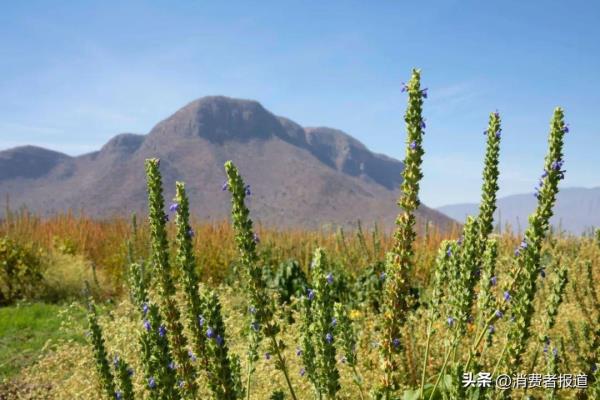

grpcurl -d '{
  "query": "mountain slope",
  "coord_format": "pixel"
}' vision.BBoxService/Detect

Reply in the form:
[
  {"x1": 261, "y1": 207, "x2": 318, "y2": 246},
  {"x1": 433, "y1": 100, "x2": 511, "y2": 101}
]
[
  {"x1": 437, "y1": 187, "x2": 600, "y2": 235},
  {"x1": 0, "y1": 96, "x2": 454, "y2": 230}
]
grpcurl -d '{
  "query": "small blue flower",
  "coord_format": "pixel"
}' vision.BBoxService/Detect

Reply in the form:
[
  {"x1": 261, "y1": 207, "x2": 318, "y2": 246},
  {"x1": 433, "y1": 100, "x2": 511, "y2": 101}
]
[
  {"x1": 446, "y1": 247, "x2": 452, "y2": 257},
  {"x1": 563, "y1": 124, "x2": 569, "y2": 133},
  {"x1": 331, "y1": 317, "x2": 337, "y2": 327},
  {"x1": 325, "y1": 332, "x2": 334, "y2": 344},
  {"x1": 483, "y1": 129, "x2": 488, "y2": 136},
  {"x1": 379, "y1": 272, "x2": 386, "y2": 281},
  {"x1": 307, "y1": 289, "x2": 315, "y2": 301},
  {"x1": 447, "y1": 317, "x2": 455, "y2": 327},
  {"x1": 148, "y1": 377, "x2": 156, "y2": 389},
  {"x1": 541, "y1": 170, "x2": 548, "y2": 178},
  {"x1": 392, "y1": 338, "x2": 401, "y2": 348},
  {"x1": 300, "y1": 368, "x2": 306, "y2": 377},
  {"x1": 206, "y1": 327, "x2": 215, "y2": 339},
  {"x1": 503, "y1": 291, "x2": 511, "y2": 301},
  {"x1": 495, "y1": 130, "x2": 501, "y2": 139},
  {"x1": 188, "y1": 350, "x2": 197, "y2": 361},
  {"x1": 490, "y1": 276, "x2": 497, "y2": 286},
  {"x1": 515, "y1": 248, "x2": 521, "y2": 257},
  {"x1": 169, "y1": 203, "x2": 179, "y2": 212},
  {"x1": 179, "y1": 380, "x2": 185, "y2": 388},
  {"x1": 326, "y1": 273, "x2": 334, "y2": 285},
  {"x1": 158, "y1": 325, "x2": 167, "y2": 337},
  {"x1": 520, "y1": 240, "x2": 528, "y2": 249},
  {"x1": 253, "y1": 233, "x2": 260, "y2": 244},
  {"x1": 457, "y1": 236, "x2": 463, "y2": 246},
  {"x1": 163, "y1": 214, "x2": 169, "y2": 222},
  {"x1": 142, "y1": 303, "x2": 149, "y2": 315},
  {"x1": 489, "y1": 325, "x2": 495, "y2": 334},
  {"x1": 244, "y1": 184, "x2": 252, "y2": 196},
  {"x1": 540, "y1": 268, "x2": 546, "y2": 278},
  {"x1": 552, "y1": 347, "x2": 558, "y2": 358},
  {"x1": 222, "y1": 180, "x2": 229, "y2": 191},
  {"x1": 421, "y1": 88, "x2": 428, "y2": 98},
  {"x1": 216, "y1": 335, "x2": 224, "y2": 346},
  {"x1": 198, "y1": 315, "x2": 205, "y2": 327},
  {"x1": 188, "y1": 228, "x2": 195, "y2": 237},
  {"x1": 249, "y1": 306, "x2": 257, "y2": 314},
  {"x1": 168, "y1": 361, "x2": 176, "y2": 370},
  {"x1": 113, "y1": 355, "x2": 120, "y2": 367},
  {"x1": 143, "y1": 320, "x2": 151, "y2": 332},
  {"x1": 265, "y1": 352, "x2": 271, "y2": 360},
  {"x1": 127, "y1": 367, "x2": 134, "y2": 376},
  {"x1": 115, "y1": 391, "x2": 123, "y2": 400},
  {"x1": 296, "y1": 348, "x2": 303, "y2": 356},
  {"x1": 420, "y1": 119, "x2": 426, "y2": 129},
  {"x1": 410, "y1": 141, "x2": 417, "y2": 150},
  {"x1": 251, "y1": 321, "x2": 260, "y2": 332},
  {"x1": 401, "y1": 82, "x2": 408, "y2": 92},
  {"x1": 551, "y1": 159, "x2": 563, "y2": 171},
  {"x1": 495, "y1": 309, "x2": 503, "y2": 318}
]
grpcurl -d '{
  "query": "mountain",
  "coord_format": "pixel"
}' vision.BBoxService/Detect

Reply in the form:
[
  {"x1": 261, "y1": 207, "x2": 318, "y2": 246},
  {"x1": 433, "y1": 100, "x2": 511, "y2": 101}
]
[
  {"x1": 0, "y1": 96, "x2": 454, "y2": 230},
  {"x1": 437, "y1": 187, "x2": 600, "y2": 235}
]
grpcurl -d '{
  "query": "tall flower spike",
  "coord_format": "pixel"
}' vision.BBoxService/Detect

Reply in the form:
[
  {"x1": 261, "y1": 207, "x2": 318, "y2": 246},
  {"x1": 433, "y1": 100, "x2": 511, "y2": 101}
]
[
  {"x1": 478, "y1": 111, "x2": 502, "y2": 239},
  {"x1": 379, "y1": 68, "x2": 426, "y2": 396},
  {"x1": 145, "y1": 159, "x2": 198, "y2": 398},
  {"x1": 174, "y1": 181, "x2": 240, "y2": 399},
  {"x1": 504, "y1": 108, "x2": 568, "y2": 371},
  {"x1": 86, "y1": 286, "x2": 117, "y2": 400},
  {"x1": 113, "y1": 355, "x2": 135, "y2": 400},
  {"x1": 224, "y1": 161, "x2": 298, "y2": 400}
]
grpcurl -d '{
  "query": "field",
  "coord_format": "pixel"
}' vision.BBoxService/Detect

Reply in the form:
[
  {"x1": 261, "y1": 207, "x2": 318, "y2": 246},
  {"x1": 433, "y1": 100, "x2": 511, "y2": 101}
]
[{"x1": 1, "y1": 73, "x2": 598, "y2": 400}]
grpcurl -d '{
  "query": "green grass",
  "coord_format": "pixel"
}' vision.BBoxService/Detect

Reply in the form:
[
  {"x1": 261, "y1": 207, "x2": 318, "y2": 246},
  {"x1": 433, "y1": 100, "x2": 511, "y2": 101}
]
[{"x1": 0, "y1": 302, "x2": 86, "y2": 381}]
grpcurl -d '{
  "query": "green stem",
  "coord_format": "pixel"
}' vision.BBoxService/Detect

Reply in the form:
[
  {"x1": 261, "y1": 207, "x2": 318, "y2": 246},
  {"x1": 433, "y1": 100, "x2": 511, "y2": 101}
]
[
  {"x1": 351, "y1": 365, "x2": 366, "y2": 400},
  {"x1": 427, "y1": 339, "x2": 455, "y2": 400},
  {"x1": 419, "y1": 319, "x2": 434, "y2": 399},
  {"x1": 246, "y1": 358, "x2": 253, "y2": 400},
  {"x1": 270, "y1": 335, "x2": 298, "y2": 400}
]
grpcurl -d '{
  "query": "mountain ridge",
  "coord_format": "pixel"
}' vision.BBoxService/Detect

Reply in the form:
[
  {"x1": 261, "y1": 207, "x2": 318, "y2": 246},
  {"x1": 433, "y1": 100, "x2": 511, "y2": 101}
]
[
  {"x1": 437, "y1": 186, "x2": 600, "y2": 235},
  {"x1": 0, "y1": 96, "x2": 454, "y2": 230}
]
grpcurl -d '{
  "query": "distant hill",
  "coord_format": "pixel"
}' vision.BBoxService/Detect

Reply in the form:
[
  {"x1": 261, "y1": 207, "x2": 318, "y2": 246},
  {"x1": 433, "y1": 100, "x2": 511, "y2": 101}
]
[
  {"x1": 0, "y1": 96, "x2": 454, "y2": 231},
  {"x1": 437, "y1": 187, "x2": 600, "y2": 235}
]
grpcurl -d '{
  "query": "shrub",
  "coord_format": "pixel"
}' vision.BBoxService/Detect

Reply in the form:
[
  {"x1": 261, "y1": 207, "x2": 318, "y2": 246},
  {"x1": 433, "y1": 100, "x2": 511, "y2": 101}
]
[{"x1": 0, "y1": 236, "x2": 45, "y2": 305}]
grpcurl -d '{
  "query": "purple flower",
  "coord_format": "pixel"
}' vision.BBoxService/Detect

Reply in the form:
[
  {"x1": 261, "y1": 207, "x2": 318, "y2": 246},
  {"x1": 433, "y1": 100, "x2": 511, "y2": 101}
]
[
  {"x1": 143, "y1": 320, "x2": 151, "y2": 332},
  {"x1": 115, "y1": 391, "x2": 123, "y2": 400},
  {"x1": 540, "y1": 268, "x2": 546, "y2": 278},
  {"x1": 249, "y1": 306, "x2": 257, "y2": 314},
  {"x1": 401, "y1": 82, "x2": 408, "y2": 92},
  {"x1": 379, "y1": 272, "x2": 386, "y2": 281},
  {"x1": 490, "y1": 276, "x2": 497, "y2": 286},
  {"x1": 552, "y1": 347, "x2": 558, "y2": 358},
  {"x1": 542, "y1": 170, "x2": 548, "y2": 178},
  {"x1": 325, "y1": 333, "x2": 334, "y2": 344},
  {"x1": 244, "y1": 184, "x2": 252, "y2": 196},
  {"x1": 163, "y1": 214, "x2": 169, "y2": 222},
  {"x1": 592, "y1": 363, "x2": 597, "y2": 373},
  {"x1": 169, "y1": 203, "x2": 179, "y2": 212},
  {"x1": 187, "y1": 228, "x2": 195, "y2": 237},
  {"x1": 392, "y1": 338, "x2": 401, "y2": 348},
  {"x1": 563, "y1": 124, "x2": 569, "y2": 133},
  {"x1": 148, "y1": 377, "x2": 156, "y2": 389},
  {"x1": 457, "y1": 236, "x2": 463, "y2": 246},
  {"x1": 307, "y1": 289, "x2": 315, "y2": 300},
  {"x1": 447, "y1": 317, "x2": 455, "y2": 327},
  {"x1": 494, "y1": 111, "x2": 500, "y2": 118},
  {"x1": 265, "y1": 352, "x2": 271, "y2": 360},
  {"x1": 188, "y1": 350, "x2": 197, "y2": 361},
  {"x1": 127, "y1": 367, "x2": 134, "y2": 376},
  {"x1": 179, "y1": 380, "x2": 185, "y2": 388},
  {"x1": 520, "y1": 240, "x2": 528, "y2": 249},
  {"x1": 250, "y1": 321, "x2": 259, "y2": 332},
  {"x1": 495, "y1": 309, "x2": 503, "y2": 318},
  {"x1": 296, "y1": 348, "x2": 303, "y2": 356},
  {"x1": 503, "y1": 291, "x2": 511, "y2": 301},
  {"x1": 488, "y1": 325, "x2": 495, "y2": 334},
  {"x1": 253, "y1": 233, "x2": 260, "y2": 244},
  {"x1": 300, "y1": 368, "x2": 306, "y2": 377},
  {"x1": 113, "y1": 355, "x2": 120, "y2": 367},
  {"x1": 420, "y1": 119, "x2": 426, "y2": 129},
  {"x1": 514, "y1": 248, "x2": 521, "y2": 257},
  {"x1": 206, "y1": 327, "x2": 215, "y2": 339},
  {"x1": 168, "y1": 361, "x2": 176, "y2": 370},
  {"x1": 222, "y1": 180, "x2": 229, "y2": 191},
  {"x1": 326, "y1": 273, "x2": 334, "y2": 285},
  {"x1": 551, "y1": 159, "x2": 563, "y2": 171},
  {"x1": 543, "y1": 341, "x2": 549, "y2": 353},
  {"x1": 483, "y1": 129, "x2": 488, "y2": 136},
  {"x1": 421, "y1": 88, "x2": 428, "y2": 98},
  {"x1": 142, "y1": 303, "x2": 149, "y2": 315},
  {"x1": 495, "y1": 130, "x2": 501, "y2": 139},
  {"x1": 446, "y1": 247, "x2": 452, "y2": 257},
  {"x1": 158, "y1": 325, "x2": 167, "y2": 337},
  {"x1": 331, "y1": 318, "x2": 337, "y2": 327},
  {"x1": 198, "y1": 316, "x2": 205, "y2": 327},
  {"x1": 216, "y1": 335, "x2": 224, "y2": 346},
  {"x1": 410, "y1": 141, "x2": 417, "y2": 150}
]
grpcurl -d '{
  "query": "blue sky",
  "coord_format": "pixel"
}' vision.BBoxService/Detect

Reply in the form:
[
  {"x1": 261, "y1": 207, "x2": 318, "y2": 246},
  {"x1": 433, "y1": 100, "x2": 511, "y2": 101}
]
[{"x1": 1, "y1": 1, "x2": 598, "y2": 207}]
